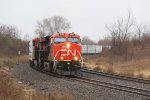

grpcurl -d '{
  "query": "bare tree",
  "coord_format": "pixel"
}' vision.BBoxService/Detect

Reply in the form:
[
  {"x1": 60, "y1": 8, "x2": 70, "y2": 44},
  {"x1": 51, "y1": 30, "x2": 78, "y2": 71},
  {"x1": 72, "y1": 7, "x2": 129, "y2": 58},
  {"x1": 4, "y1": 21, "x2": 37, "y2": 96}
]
[
  {"x1": 0, "y1": 25, "x2": 29, "y2": 56},
  {"x1": 135, "y1": 24, "x2": 149, "y2": 40},
  {"x1": 133, "y1": 24, "x2": 145, "y2": 46},
  {"x1": 133, "y1": 24, "x2": 150, "y2": 48},
  {"x1": 35, "y1": 16, "x2": 71, "y2": 36},
  {"x1": 106, "y1": 11, "x2": 135, "y2": 55},
  {"x1": 98, "y1": 36, "x2": 111, "y2": 46},
  {"x1": 81, "y1": 36, "x2": 96, "y2": 45},
  {"x1": 0, "y1": 25, "x2": 20, "y2": 38}
]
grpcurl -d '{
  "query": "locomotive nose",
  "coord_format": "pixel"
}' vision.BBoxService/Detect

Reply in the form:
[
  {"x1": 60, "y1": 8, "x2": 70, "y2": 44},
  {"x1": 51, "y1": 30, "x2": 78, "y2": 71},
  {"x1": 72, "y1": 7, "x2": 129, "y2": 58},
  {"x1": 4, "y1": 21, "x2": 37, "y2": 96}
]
[
  {"x1": 61, "y1": 43, "x2": 70, "y2": 49},
  {"x1": 59, "y1": 42, "x2": 80, "y2": 61}
]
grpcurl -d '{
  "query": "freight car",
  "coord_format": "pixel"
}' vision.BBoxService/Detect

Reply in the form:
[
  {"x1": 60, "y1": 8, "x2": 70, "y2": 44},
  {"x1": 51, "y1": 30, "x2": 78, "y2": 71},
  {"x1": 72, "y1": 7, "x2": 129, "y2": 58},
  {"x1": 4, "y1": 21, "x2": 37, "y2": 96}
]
[
  {"x1": 29, "y1": 32, "x2": 83, "y2": 75},
  {"x1": 82, "y1": 45, "x2": 102, "y2": 54}
]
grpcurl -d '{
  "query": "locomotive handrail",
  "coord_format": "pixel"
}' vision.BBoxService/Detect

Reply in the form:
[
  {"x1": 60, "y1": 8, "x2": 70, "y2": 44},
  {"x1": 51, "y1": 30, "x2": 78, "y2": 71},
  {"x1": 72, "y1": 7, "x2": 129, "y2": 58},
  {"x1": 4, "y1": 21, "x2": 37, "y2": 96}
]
[
  {"x1": 53, "y1": 50, "x2": 61, "y2": 72},
  {"x1": 77, "y1": 51, "x2": 83, "y2": 68}
]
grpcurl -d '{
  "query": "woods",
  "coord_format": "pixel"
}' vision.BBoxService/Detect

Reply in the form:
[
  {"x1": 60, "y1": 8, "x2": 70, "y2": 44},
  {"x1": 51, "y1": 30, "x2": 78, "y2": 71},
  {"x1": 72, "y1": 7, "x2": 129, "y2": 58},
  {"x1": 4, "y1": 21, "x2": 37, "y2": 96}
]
[
  {"x1": 0, "y1": 25, "x2": 28, "y2": 56},
  {"x1": 100, "y1": 11, "x2": 150, "y2": 60}
]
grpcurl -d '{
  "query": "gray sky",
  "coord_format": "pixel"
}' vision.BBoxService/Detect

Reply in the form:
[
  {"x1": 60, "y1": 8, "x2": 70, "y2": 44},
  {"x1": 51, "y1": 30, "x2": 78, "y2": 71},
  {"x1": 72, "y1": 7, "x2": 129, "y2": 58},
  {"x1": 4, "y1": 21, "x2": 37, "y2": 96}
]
[{"x1": 0, "y1": 0, "x2": 150, "y2": 41}]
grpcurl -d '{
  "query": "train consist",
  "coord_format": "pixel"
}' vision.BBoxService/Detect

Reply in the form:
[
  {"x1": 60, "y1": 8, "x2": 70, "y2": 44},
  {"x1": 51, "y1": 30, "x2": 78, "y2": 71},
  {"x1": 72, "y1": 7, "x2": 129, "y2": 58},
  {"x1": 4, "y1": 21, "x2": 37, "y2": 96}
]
[{"x1": 29, "y1": 32, "x2": 83, "y2": 74}]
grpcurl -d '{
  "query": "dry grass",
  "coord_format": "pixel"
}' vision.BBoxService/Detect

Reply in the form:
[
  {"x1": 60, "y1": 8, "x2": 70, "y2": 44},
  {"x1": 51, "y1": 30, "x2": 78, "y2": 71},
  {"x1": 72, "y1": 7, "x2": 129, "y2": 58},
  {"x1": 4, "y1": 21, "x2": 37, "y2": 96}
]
[
  {"x1": 49, "y1": 91, "x2": 74, "y2": 100},
  {"x1": 0, "y1": 70, "x2": 74, "y2": 100},
  {"x1": 24, "y1": 90, "x2": 74, "y2": 100},
  {"x1": 0, "y1": 55, "x2": 28, "y2": 68},
  {"x1": 84, "y1": 55, "x2": 150, "y2": 80},
  {"x1": 0, "y1": 56, "x2": 74, "y2": 100},
  {"x1": 0, "y1": 70, "x2": 26, "y2": 100}
]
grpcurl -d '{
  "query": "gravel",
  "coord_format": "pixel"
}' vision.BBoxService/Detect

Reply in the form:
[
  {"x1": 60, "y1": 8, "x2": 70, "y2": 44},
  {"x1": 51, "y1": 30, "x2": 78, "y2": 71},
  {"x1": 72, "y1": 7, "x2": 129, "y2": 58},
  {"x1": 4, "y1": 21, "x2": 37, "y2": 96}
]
[{"x1": 11, "y1": 64, "x2": 150, "y2": 100}]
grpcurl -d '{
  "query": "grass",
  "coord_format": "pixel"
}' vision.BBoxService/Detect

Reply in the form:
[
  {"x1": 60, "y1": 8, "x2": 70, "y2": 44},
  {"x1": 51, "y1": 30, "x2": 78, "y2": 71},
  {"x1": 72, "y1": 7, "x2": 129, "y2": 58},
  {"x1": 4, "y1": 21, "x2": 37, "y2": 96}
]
[
  {"x1": 0, "y1": 55, "x2": 28, "y2": 68},
  {"x1": 24, "y1": 90, "x2": 74, "y2": 100},
  {"x1": 0, "y1": 55, "x2": 74, "y2": 100},
  {"x1": 84, "y1": 55, "x2": 150, "y2": 80},
  {"x1": 0, "y1": 70, "x2": 26, "y2": 100}
]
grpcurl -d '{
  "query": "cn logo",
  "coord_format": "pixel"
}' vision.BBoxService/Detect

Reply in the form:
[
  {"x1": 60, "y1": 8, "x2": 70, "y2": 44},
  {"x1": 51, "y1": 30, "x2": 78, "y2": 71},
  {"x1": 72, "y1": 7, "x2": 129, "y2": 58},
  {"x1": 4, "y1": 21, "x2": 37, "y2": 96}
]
[{"x1": 67, "y1": 50, "x2": 76, "y2": 56}]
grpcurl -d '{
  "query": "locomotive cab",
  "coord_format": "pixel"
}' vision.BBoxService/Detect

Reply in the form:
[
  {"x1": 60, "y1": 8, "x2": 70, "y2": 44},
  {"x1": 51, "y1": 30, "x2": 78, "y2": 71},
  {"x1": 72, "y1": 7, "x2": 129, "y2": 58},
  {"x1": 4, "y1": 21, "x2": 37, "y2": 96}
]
[{"x1": 51, "y1": 33, "x2": 82, "y2": 73}]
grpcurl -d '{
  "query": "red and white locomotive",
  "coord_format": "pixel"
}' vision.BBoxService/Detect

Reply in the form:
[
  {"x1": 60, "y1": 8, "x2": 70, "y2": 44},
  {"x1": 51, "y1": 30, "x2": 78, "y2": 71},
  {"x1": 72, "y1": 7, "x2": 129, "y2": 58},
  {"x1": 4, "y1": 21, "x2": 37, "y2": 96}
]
[{"x1": 29, "y1": 32, "x2": 83, "y2": 74}]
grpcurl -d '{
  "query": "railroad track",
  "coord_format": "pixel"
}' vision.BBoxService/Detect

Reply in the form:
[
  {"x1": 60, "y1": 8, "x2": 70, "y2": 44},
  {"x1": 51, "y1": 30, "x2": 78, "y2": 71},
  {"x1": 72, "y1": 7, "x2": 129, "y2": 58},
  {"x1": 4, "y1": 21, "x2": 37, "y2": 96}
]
[
  {"x1": 73, "y1": 76, "x2": 150, "y2": 97},
  {"x1": 81, "y1": 68, "x2": 150, "y2": 84},
  {"x1": 30, "y1": 65, "x2": 150, "y2": 97}
]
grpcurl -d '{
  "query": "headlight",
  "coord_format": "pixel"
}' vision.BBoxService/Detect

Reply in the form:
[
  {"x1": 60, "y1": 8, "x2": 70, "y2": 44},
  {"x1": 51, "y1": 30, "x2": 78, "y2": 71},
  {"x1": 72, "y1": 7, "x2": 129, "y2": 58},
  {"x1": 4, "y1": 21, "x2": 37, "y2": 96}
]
[
  {"x1": 74, "y1": 56, "x2": 78, "y2": 61},
  {"x1": 60, "y1": 57, "x2": 63, "y2": 60},
  {"x1": 66, "y1": 43, "x2": 70, "y2": 49}
]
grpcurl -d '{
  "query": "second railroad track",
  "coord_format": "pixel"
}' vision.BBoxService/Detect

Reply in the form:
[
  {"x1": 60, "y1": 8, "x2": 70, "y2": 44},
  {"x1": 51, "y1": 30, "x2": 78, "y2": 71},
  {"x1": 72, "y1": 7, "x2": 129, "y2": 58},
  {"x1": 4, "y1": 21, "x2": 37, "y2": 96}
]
[{"x1": 31, "y1": 65, "x2": 150, "y2": 97}]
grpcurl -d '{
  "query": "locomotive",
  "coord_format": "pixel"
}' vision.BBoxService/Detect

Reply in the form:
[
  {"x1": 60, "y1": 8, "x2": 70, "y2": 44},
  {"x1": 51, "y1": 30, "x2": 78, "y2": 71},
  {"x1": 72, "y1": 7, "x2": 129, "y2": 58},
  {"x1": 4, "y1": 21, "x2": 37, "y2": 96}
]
[{"x1": 29, "y1": 32, "x2": 83, "y2": 74}]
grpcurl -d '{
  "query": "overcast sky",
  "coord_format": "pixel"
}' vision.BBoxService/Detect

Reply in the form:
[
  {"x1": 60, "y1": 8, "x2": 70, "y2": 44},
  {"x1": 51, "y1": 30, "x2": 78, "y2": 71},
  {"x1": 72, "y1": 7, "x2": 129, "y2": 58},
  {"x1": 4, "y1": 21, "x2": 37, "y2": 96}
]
[{"x1": 0, "y1": 0, "x2": 150, "y2": 41}]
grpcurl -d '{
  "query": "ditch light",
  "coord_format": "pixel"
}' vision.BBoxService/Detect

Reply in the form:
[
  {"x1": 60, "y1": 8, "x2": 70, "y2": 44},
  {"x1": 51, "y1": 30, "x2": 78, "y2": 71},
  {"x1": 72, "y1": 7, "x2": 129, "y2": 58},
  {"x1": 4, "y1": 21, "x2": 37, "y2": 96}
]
[{"x1": 74, "y1": 56, "x2": 78, "y2": 61}]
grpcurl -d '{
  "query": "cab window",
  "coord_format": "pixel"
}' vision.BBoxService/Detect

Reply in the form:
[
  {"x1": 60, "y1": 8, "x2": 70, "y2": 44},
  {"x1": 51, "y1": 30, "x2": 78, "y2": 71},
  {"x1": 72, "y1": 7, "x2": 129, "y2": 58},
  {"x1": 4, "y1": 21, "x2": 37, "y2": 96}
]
[
  {"x1": 68, "y1": 37, "x2": 80, "y2": 44},
  {"x1": 54, "y1": 37, "x2": 66, "y2": 44}
]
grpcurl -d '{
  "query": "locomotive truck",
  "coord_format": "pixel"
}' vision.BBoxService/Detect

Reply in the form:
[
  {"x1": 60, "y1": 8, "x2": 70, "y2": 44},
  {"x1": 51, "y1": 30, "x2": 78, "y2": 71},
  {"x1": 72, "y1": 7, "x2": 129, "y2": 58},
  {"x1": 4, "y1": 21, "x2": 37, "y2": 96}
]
[{"x1": 29, "y1": 32, "x2": 83, "y2": 74}]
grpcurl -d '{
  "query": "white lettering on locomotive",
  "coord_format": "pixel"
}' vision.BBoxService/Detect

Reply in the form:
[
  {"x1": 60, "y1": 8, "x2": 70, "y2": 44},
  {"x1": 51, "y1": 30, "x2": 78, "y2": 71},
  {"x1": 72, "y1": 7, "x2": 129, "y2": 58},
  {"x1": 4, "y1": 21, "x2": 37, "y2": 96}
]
[
  {"x1": 67, "y1": 49, "x2": 76, "y2": 56},
  {"x1": 60, "y1": 49, "x2": 77, "y2": 56}
]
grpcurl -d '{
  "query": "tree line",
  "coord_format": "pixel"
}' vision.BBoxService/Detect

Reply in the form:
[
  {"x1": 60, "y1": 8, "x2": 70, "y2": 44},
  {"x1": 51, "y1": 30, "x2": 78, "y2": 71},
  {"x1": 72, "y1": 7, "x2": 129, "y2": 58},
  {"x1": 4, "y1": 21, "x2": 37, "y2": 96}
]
[
  {"x1": 1, "y1": 14, "x2": 150, "y2": 57},
  {"x1": 0, "y1": 25, "x2": 28, "y2": 56},
  {"x1": 104, "y1": 11, "x2": 150, "y2": 56}
]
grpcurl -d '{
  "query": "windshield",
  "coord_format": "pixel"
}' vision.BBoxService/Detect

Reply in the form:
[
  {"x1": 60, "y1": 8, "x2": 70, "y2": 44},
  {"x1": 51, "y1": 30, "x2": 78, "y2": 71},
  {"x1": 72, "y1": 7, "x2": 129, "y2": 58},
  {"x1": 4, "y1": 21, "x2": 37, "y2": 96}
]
[
  {"x1": 68, "y1": 37, "x2": 79, "y2": 44},
  {"x1": 54, "y1": 38, "x2": 66, "y2": 44}
]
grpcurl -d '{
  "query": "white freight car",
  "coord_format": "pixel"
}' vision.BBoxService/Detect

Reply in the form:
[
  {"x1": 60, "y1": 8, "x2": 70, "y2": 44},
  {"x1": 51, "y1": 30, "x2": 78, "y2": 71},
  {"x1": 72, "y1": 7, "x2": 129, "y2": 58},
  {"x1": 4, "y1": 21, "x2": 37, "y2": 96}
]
[{"x1": 82, "y1": 45, "x2": 102, "y2": 54}]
